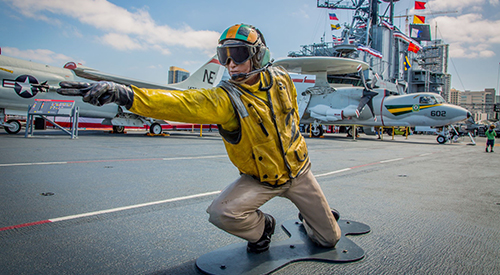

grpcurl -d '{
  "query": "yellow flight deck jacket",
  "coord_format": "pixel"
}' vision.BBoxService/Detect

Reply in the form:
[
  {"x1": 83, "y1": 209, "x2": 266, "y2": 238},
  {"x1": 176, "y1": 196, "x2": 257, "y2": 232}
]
[{"x1": 129, "y1": 66, "x2": 309, "y2": 186}]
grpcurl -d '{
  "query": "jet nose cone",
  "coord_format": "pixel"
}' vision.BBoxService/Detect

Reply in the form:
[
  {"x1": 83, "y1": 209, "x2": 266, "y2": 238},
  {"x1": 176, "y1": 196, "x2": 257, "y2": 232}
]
[{"x1": 467, "y1": 112, "x2": 472, "y2": 118}]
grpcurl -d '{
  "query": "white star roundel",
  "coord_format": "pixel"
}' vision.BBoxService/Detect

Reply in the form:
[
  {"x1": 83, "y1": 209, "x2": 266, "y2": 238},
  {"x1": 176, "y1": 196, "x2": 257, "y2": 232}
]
[{"x1": 15, "y1": 75, "x2": 39, "y2": 98}]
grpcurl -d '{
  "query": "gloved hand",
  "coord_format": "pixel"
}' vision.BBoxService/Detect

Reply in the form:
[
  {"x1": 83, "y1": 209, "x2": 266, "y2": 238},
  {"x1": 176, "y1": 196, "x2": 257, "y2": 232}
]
[{"x1": 57, "y1": 81, "x2": 134, "y2": 109}]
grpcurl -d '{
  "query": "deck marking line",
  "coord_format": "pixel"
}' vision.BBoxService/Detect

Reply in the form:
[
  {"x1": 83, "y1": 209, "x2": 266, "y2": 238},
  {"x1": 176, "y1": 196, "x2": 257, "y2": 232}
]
[
  {"x1": 0, "y1": 162, "x2": 68, "y2": 167},
  {"x1": 316, "y1": 153, "x2": 432, "y2": 178},
  {"x1": 380, "y1": 158, "x2": 404, "y2": 163},
  {"x1": 163, "y1": 155, "x2": 226, "y2": 161},
  {"x1": 0, "y1": 152, "x2": 434, "y2": 231},
  {"x1": 316, "y1": 168, "x2": 352, "y2": 177},
  {"x1": 0, "y1": 191, "x2": 221, "y2": 231},
  {"x1": 351, "y1": 162, "x2": 381, "y2": 169},
  {"x1": 0, "y1": 220, "x2": 52, "y2": 231},
  {"x1": 0, "y1": 155, "x2": 227, "y2": 167},
  {"x1": 49, "y1": 191, "x2": 221, "y2": 222},
  {"x1": 67, "y1": 158, "x2": 164, "y2": 164}
]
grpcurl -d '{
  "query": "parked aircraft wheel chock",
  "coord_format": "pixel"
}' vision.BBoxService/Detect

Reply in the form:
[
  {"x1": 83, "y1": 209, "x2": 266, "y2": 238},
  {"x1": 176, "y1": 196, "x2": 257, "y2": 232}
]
[{"x1": 146, "y1": 132, "x2": 169, "y2": 137}]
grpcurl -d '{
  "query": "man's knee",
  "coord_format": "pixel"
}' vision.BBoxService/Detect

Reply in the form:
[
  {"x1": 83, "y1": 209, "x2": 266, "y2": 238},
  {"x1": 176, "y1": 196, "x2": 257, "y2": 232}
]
[
  {"x1": 207, "y1": 202, "x2": 241, "y2": 231},
  {"x1": 206, "y1": 203, "x2": 226, "y2": 229}
]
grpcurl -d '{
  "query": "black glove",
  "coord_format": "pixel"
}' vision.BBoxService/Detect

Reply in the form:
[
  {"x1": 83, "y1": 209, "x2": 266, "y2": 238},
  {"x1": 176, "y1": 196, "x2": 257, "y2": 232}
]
[{"x1": 57, "y1": 81, "x2": 134, "y2": 109}]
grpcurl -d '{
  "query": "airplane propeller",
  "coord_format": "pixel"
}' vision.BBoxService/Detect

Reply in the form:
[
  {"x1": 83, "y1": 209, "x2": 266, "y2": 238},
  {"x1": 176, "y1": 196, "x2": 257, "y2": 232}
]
[{"x1": 356, "y1": 65, "x2": 378, "y2": 121}]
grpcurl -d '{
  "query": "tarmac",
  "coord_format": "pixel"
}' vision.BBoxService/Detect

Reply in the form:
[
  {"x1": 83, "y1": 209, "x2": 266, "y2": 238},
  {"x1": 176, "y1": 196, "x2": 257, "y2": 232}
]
[{"x1": 0, "y1": 129, "x2": 499, "y2": 274}]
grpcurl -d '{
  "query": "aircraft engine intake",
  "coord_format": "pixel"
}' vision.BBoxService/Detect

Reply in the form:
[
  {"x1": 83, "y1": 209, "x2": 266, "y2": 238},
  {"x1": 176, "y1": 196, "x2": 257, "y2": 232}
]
[
  {"x1": 341, "y1": 105, "x2": 360, "y2": 118},
  {"x1": 309, "y1": 104, "x2": 360, "y2": 122}
]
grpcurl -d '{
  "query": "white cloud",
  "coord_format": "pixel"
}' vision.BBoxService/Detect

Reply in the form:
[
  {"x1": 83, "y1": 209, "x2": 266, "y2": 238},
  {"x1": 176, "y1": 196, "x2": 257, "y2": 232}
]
[
  {"x1": 427, "y1": 0, "x2": 487, "y2": 13},
  {"x1": 4, "y1": 0, "x2": 220, "y2": 56},
  {"x1": 147, "y1": 64, "x2": 163, "y2": 70},
  {"x1": 2, "y1": 47, "x2": 71, "y2": 64},
  {"x1": 2, "y1": 47, "x2": 73, "y2": 64},
  {"x1": 430, "y1": 13, "x2": 500, "y2": 58},
  {"x1": 101, "y1": 33, "x2": 143, "y2": 51}
]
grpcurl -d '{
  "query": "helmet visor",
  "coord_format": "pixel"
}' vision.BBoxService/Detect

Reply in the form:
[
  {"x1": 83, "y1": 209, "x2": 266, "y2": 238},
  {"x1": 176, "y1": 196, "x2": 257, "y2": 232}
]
[{"x1": 217, "y1": 44, "x2": 256, "y2": 66}]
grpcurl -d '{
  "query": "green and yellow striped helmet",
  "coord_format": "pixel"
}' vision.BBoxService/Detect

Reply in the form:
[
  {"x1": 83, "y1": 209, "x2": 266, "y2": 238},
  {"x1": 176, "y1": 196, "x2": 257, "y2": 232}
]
[
  {"x1": 218, "y1": 24, "x2": 261, "y2": 45},
  {"x1": 218, "y1": 24, "x2": 271, "y2": 69}
]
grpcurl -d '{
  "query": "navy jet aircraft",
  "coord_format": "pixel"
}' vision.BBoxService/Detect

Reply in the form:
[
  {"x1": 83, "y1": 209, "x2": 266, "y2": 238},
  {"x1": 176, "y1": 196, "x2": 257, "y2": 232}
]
[
  {"x1": 0, "y1": 54, "x2": 224, "y2": 134},
  {"x1": 275, "y1": 56, "x2": 472, "y2": 143}
]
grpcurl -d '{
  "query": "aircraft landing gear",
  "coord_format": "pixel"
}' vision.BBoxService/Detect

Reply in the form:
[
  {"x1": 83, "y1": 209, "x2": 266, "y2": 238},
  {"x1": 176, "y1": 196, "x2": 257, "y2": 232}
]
[
  {"x1": 4, "y1": 120, "x2": 22, "y2": 134},
  {"x1": 305, "y1": 124, "x2": 323, "y2": 137},
  {"x1": 112, "y1": 126, "x2": 125, "y2": 134},
  {"x1": 436, "y1": 135, "x2": 446, "y2": 144},
  {"x1": 149, "y1": 123, "x2": 162, "y2": 135},
  {"x1": 436, "y1": 126, "x2": 461, "y2": 144},
  {"x1": 346, "y1": 126, "x2": 361, "y2": 138},
  {"x1": 311, "y1": 124, "x2": 323, "y2": 137}
]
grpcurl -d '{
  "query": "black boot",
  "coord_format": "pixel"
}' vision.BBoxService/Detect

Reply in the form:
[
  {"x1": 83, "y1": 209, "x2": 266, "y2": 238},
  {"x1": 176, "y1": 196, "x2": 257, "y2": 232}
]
[
  {"x1": 298, "y1": 209, "x2": 340, "y2": 222},
  {"x1": 247, "y1": 214, "x2": 276, "y2": 253}
]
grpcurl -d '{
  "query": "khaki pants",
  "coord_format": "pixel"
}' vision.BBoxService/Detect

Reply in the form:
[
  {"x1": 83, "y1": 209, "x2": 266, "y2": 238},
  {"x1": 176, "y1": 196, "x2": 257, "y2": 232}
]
[{"x1": 206, "y1": 166, "x2": 341, "y2": 247}]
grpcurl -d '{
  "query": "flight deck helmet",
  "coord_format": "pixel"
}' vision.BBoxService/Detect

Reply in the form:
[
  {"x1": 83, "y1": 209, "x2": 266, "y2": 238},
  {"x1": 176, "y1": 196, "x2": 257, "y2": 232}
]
[{"x1": 217, "y1": 24, "x2": 271, "y2": 69}]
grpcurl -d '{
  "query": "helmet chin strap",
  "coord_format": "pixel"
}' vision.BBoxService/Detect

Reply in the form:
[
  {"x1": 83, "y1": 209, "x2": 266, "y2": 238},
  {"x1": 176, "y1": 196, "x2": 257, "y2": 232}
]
[{"x1": 229, "y1": 62, "x2": 272, "y2": 84}]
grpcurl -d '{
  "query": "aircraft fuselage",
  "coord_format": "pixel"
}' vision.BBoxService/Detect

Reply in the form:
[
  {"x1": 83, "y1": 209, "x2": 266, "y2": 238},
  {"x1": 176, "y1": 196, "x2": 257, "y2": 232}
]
[
  {"x1": 297, "y1": 84, "x2": 470, "y2": 128},
  {"x1": 0, "y1": 55, "x2": 119, "y2": 118}
]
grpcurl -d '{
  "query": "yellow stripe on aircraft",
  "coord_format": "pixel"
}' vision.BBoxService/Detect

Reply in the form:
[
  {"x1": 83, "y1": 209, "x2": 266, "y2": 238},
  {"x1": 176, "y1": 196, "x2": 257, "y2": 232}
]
[{"x1": 0, "y1": 67, "x2": 13, "y2": 74}]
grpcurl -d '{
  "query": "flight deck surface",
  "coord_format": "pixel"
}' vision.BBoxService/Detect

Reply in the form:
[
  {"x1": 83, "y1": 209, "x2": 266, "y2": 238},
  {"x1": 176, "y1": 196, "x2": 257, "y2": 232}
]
[{"x1": 0, "y1": 130, "x2": 498, "y2": 274}]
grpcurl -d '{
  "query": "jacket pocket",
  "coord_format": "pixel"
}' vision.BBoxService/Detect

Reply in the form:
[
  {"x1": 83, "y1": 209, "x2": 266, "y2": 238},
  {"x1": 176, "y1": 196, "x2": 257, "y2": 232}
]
[
  {"x1": 293, "y1": 139, "x2": 308, "y2": 162},
  {"x1": 252, "y1": 140, "x2": 284, "y2": 183}
]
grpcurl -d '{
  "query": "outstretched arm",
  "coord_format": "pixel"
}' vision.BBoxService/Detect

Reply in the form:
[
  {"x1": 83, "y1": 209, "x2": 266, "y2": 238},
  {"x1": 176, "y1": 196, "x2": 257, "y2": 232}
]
[
  {"x1": 129, "y1": 86, "x2": 236, "y2": 127},
  {"x1": 58, "y1": 81, "x2": 238, "y2": 129}
]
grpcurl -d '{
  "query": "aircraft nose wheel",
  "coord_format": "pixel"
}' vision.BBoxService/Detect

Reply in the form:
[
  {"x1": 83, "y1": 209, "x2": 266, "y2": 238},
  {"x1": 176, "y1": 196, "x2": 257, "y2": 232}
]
[
  {"x1": 306, "y1": 125, "x2": 323, "y2": 137},
  {"x1": 436, "y1": 135, "x2": 446, "y2": 144}
]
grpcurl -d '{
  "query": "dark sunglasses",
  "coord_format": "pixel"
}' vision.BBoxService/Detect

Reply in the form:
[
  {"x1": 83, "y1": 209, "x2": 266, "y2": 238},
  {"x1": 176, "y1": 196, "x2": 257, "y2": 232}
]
[{"x1": 217, "y1": 45, "x2": 257, "y2": 66}]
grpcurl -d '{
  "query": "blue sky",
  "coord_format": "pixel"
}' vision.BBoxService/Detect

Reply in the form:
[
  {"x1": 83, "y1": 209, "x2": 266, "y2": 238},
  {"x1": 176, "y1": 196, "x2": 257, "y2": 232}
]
[{"x1": 1, "y1": 0, "x2": 499, "y2": 92}]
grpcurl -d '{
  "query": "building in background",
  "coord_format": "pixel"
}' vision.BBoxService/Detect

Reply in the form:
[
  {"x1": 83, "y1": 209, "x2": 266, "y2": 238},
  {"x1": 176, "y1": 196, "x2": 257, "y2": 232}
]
[
  {"x1": 449, "y1": 88, "x2": 460, "y2": 105},
  {"x1": 409, "y1": 40, "x2": 450, "y2": 99},
  {"x1": 450, "y1": 88, "x2": 497, "y2": 122},
  {"x1": 168, "y1": 66, "x2": 190, "y2": 84}
]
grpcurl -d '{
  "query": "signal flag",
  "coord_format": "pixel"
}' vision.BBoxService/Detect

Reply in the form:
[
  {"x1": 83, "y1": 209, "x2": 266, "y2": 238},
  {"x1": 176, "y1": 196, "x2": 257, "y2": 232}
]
[
  {"x1": 329, "y1": 13, "x2": 339, "y2": 21},
  {"x1": 413, "y1": 15, "x2": 425, "y2": 24},
  {"x1": 415, "y1": 1, "x2": 426, "y2": 10}
]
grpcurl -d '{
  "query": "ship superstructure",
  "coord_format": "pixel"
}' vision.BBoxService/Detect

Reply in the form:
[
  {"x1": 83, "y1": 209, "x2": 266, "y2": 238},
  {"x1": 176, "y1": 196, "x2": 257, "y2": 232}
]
[{"x1": 288, "y1": 0, "x2": 449, "y2": 97}]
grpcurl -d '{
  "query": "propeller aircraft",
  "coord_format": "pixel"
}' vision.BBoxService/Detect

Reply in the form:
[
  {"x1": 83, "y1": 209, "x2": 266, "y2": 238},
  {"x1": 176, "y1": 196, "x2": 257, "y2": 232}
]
[{"x1": 276, "y1": 56, "x2": 472, "y2": 143}]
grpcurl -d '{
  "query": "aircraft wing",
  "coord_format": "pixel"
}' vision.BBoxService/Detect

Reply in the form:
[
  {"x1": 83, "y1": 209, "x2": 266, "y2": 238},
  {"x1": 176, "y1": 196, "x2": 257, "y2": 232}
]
[
  {"x1": 66, "y1": 65, "x2": 171, "y2": 90},
  {"x1": 63, "y1": 55, "x2": 224, "y2": 91}
]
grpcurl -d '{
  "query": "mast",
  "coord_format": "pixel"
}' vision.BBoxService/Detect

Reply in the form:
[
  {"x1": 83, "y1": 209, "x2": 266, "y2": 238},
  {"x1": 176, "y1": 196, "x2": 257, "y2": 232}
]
[{"x1": 370, "y1": 0, "x2": 378, "y2": 26}]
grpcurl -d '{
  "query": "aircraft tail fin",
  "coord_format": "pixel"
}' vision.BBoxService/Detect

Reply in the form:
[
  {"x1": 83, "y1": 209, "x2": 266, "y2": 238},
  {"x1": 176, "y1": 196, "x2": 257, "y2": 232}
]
[{"x1": 168, "y1": 55, "x2": 224, "y2": 90}]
